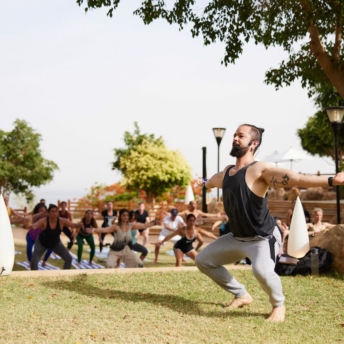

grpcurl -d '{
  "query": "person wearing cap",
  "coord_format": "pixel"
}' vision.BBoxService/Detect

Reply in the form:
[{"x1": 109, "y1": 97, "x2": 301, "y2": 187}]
[{"x1": 153, "y1": 208, "x2": 186, "y2": 264}]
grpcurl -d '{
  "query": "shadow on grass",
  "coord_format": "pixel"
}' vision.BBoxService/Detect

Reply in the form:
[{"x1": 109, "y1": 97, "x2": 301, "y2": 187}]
[{"x1": 41, "y1": 275, "x2": 265, "y2": 320}]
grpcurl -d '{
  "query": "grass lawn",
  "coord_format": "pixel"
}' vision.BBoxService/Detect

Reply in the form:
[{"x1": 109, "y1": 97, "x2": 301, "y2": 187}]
[
  {"x1": 1, "y1": 270, "x2": 344, "y2": 343},
  {"x1": 2, "y1": 241, "x2": 344, "y2": 343}
]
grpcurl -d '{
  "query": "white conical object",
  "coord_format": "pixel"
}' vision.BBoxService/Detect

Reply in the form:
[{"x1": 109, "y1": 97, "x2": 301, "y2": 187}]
[
  {"x1": 184, "y1": 184, "x2": 195, "y2": 204},
  {"x1": 0, "y1": 194, "x2": 15, "y2": 276},
  {"x1": 287, "y1": 196, "x2": 310, "y2": 258}
]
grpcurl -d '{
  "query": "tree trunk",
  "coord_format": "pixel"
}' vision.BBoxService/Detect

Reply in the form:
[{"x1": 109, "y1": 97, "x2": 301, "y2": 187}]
[{"x1": 308, "y1": 24, "x2": 344, "y2": 99}]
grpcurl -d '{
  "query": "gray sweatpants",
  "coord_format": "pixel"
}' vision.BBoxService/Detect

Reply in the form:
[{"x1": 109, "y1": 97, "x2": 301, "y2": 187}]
[{"x1": 195, "y1": 227, "x2": 285, "y2": 307}]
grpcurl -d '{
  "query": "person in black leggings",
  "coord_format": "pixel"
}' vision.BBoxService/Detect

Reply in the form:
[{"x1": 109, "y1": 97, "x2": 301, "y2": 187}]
[
  {"x1": 58, "y1": 201, "x2": 74, "y2": 250},
  {"x1": 99, "y1": 201, "x2": 117, "y2": 253},
  {"x1": 30, "y1": 204, "x2": 83, "y2": 270},
  {"x1": 75, "y1": 210, "x2": 97, "y2": 266}
]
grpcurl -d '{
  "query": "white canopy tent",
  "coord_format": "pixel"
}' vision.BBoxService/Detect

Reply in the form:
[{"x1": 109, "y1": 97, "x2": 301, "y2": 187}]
[{"x1": 265, "y1": 147, "x2": 313, "y2": 170}]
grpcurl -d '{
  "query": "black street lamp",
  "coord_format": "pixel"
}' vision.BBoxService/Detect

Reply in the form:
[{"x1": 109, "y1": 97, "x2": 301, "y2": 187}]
[
  {"x1": 212, "y1": 127, "x2": 226, "y2": 201},
  {"x1": 326, "y1": 106, "x2": 344, "y2": 224}
]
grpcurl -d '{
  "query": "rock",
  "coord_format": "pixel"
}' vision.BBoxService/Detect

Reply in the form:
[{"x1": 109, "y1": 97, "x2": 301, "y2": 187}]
[
  {"x1": 268, "y1": 188, "x2": 286, "y2": 200},
  {"x1": 288, "y1": 187, "x2": 300, "y2": 201},
  {"x1": 309, "y1": 225, "x2": 344, "y2": 273},
  {"x1": 206, "y1": 200, "x2": 224, "y2": 213},
  {"x1": 300, "y1": 187, "x2": 325, "y2": 200}
]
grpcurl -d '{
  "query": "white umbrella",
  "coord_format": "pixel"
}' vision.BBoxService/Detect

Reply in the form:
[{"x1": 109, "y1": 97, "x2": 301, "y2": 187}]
[
  {"x1": 267, "y1": 147, "x2": 313, "y2": 170},
  {"x1": 264, "y1": 150, "x2": 280, "y2": 166}
]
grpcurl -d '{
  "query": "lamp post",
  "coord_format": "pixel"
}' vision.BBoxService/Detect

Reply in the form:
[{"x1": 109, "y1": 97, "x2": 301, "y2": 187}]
[
  {"x1": 202, "y1": 147, "x2": 207, "y2": 213},
  {"x1": 212, "y1": 128, "x2": 226, "y2": 201},
  {"x1": 326, "y1": 106, "x2": 344, "y2": 224}
]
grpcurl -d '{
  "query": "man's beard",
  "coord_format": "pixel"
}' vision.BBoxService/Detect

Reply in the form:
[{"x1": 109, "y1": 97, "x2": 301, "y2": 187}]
[{"x1": 230, "y1": 145, "x2": 250, "y2": 158}]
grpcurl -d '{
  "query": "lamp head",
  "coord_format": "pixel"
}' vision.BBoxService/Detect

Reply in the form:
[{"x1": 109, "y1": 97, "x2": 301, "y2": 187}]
[
  {"x1": 212, "y1": 128, "x2": 226, "y2": 145},
  {"x1": 325, "y1": 106, "x2": 344, "y2": 123}
]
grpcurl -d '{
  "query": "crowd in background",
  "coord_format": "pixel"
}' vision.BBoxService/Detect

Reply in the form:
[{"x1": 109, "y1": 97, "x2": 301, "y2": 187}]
[{"x1": 5, "y1": 196, "x2": 336, "y2": 270}]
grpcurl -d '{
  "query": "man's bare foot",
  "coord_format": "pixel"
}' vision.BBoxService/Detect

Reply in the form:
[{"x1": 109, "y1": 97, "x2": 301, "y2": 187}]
[
  {"x1": 153, "y1": 259, "x2": 158, "y2": 264},
  {"x1": 225, "y1": 293, "x2": 253, "y2": 308},
  {"x1": 267, "y1": 305, "x2": 285, "y2": 322}
]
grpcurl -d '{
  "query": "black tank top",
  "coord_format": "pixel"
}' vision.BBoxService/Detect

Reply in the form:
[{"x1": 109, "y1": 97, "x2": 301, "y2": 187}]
[
  {"x1": 39, "y1": 217, "x2": 62, "y2": 249},
  {"x1": 179, "y1": 228, "x2": 197, "y2": 245},
  {"x1": 222, "y1": 162, "x2": 275, "y2": 238},
  {"x1": 80, "y1": 220, "x2": 92, "y2": 237}
]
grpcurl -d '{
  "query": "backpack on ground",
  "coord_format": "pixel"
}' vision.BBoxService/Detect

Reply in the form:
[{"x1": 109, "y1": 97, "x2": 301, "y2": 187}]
[{"x1": 275, "y1": 247, "x2": 333, "y2": 276}]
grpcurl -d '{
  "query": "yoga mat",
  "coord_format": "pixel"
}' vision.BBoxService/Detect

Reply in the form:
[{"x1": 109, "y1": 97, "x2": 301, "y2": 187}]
[
  {"x1": 16, "y1": 261, "x2": 60, "y2": 271},
  {"x1": 50, "y1": 251, "x2": 77, "y2": 260},
  {"x1": 71, "y1": 259, "x2": 104, "y2": 269}
]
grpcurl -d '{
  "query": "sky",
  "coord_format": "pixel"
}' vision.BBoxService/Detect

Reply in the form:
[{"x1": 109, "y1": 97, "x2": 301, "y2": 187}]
[{"x1": 0, "y1": 1, "x2": 336, "y2": 208}]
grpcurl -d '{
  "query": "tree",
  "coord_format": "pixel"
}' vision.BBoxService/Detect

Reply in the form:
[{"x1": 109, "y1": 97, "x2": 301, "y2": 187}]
[
  {"x1": 112, "y1": 121, "x2": 163, "y2": 171},
  {"x1": 112, "y1": 123, "x2": 192, "y2": 199},
  {"x1": 0, "y1": 119, "x2": 58, "y2": 201},
  {"x1": 297, "y1": 110, "x2": 344, "y2": 167},
  {"x1": 77, "y1": 1, "x2": 344, "y2": 99},
  {"x1": 78, "y1": 182, "x2": 143, "y2": 204},
  {"x1": 297, "y1": 84, "x2": 344, "y2": 167},
  {"x1": 77, "y1": 178, "x2": 202, "y2": 205}
]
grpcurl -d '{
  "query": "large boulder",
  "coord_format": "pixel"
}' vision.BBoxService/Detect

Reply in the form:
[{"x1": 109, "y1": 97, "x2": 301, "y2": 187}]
[
  {"x1": 268, "y1": 188, "x2": 286, "y2": 200},
  {"x1": 300, "y1": 187, "x2": 325, "y2": 200},
  {"x1": 309, "y1": 225, "x2": 344, "y2": 273},
  {"x1": 206, "y1": 199, "x2": 224, "y2": 214}
]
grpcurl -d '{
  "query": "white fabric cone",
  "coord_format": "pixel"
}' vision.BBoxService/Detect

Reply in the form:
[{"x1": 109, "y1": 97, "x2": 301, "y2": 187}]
[
  {"x1": 184, "y1": 184, "x2": 195, "y2": 204},
  {"x1": 287, "y1": 196, "x2": 310, "y2": 258},
  {"x1": 0, "y1": 194, "x2": 15, "y2": 276}
]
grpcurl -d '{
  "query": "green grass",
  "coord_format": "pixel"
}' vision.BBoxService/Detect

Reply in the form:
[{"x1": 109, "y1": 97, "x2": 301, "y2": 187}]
[
  {"x1": 1, "y1": 270, "x2": 344, "y2": 343},
  {"x1": 6, "y1": 241, "x2": 344, "y2": 343}
]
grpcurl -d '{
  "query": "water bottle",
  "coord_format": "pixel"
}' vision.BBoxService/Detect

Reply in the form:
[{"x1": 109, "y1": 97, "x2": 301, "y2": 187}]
[{"x1": 311, "y1": 248, "x2": 319, "y2": 277}]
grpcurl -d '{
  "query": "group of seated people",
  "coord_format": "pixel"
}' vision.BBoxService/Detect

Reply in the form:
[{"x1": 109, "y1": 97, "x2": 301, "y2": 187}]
[{"x1": 274, "y1": 206, "x2": 335, "y2": 257}]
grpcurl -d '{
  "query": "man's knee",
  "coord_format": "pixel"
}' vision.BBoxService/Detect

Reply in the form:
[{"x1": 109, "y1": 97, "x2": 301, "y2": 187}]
[{"x1": 252, "y1": 266, "x2": 276, "y2": 283}]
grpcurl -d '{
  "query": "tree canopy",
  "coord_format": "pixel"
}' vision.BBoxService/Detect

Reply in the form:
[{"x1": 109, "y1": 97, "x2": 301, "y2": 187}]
[
  {"x1": 77, "y1": 0, "x2": 344, "y2": 99},
  {"x1": 112, "y1": 122, "x2": 192, "y2": 199},
  {"x1": 297, "y1": 84, "x2": 344, "y2": 168},
  {"x1": 297, "y1": 110, "x2": 344, "y2": 167},
  {"x1": 0, "y1": 120, "x2": 58, "y2": 201}
]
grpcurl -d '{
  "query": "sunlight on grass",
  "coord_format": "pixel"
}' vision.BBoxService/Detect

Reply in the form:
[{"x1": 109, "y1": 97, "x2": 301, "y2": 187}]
[{"x1": 1, "y1": 267, "x2": 344, "y2": 343}]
